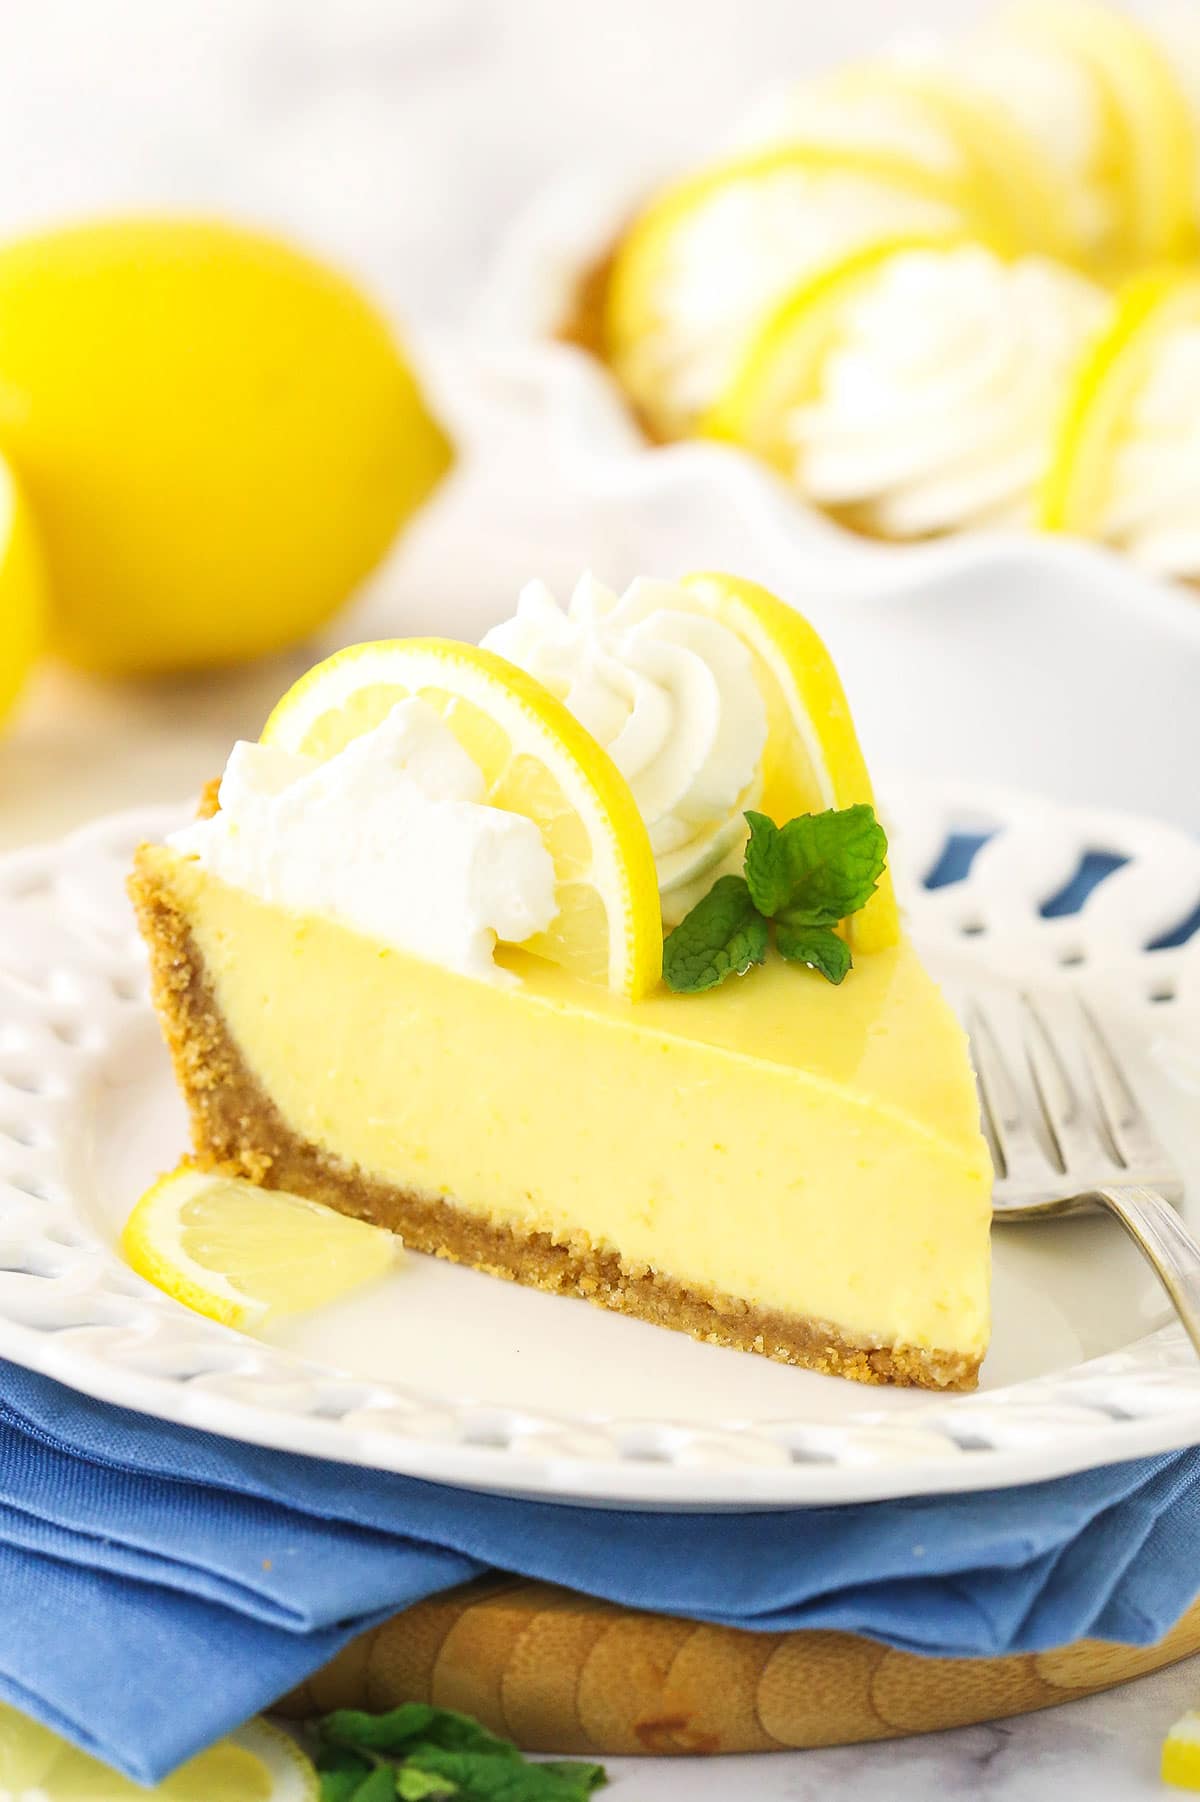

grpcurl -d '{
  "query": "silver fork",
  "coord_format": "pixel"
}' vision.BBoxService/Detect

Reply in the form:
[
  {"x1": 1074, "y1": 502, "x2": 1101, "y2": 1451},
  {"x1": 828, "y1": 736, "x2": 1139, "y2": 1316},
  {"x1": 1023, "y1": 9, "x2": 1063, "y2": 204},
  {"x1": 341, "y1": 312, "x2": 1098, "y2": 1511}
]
[{"x1": 968, "y1": 991, "x2": 1200, "y2": 1358}]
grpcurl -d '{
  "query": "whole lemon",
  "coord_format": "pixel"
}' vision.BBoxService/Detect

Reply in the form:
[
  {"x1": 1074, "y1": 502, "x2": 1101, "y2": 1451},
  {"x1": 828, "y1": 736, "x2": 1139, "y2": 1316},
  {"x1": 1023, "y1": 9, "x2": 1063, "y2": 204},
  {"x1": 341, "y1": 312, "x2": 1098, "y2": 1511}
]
[
  {"x1": 0, "y1": 455, "x2": 48, "y2": 725},
  {"x1": 0, "y1": 218, "x2": 453, "y2": 674}
]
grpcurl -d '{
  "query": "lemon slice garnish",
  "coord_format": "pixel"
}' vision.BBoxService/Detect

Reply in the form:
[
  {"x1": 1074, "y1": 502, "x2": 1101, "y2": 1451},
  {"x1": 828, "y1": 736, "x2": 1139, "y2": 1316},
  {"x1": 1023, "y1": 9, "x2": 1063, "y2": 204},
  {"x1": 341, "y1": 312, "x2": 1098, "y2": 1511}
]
[
  {"x1": 122, "y1": 1165, "x2": 399, "y2": 1331},
  {"x1": 0, "y1": 453, "x2": 47, "y2": 730},
  {"x1": 1001, "y1": 2, "x2": 1195, "y2": 265},
  {"x1": 1040, "y1": 267, "x2": 1200, "y2": 535},
  {"x1": 828, "y1": 65, "x2": 1083, "y2": 262},
  {"x1": 679, "y1": 571, "x2": 901, "y2": 954},
  {"x1": 261, "y1": 637, "x2": 662, "y2": 999},
  {"x1": 702, "y1": 233, "x2": 955, "y2": 465},
  {"x1": 604, "y1": 145, "x2": 980, "y2": 438},
  {"x1": 0, "y1": 1707, "x2": 317, "y2": 1800}
]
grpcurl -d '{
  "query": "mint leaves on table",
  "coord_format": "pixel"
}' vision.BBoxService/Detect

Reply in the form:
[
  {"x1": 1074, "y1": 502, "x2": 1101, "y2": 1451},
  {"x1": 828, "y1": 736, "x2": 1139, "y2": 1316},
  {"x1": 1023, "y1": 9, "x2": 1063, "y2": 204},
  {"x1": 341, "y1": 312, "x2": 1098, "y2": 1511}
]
[
  {"x1": 313, "y1": 1703, "x2": 607, "y2": 1801},
  {"x1": 663, "y1": 804, "x2": 887, "y2": 994}
]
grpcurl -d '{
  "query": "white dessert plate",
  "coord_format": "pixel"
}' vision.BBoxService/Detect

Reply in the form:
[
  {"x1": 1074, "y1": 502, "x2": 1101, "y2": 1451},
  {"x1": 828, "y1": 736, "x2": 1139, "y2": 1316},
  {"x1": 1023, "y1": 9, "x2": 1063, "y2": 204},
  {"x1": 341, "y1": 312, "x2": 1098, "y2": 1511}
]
[{"x1": 0, "y1": 785, "x2": 1198, "y2": 1509}]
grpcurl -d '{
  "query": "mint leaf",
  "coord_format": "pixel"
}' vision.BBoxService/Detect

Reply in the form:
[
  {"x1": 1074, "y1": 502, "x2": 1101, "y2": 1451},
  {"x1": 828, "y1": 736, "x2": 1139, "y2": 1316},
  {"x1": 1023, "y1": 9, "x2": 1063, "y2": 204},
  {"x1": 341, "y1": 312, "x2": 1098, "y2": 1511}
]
[
  {"x1": 318, "y1": 1746, "x2": 375, "y2": 1802},
  {"x1": 315, "y1": 1706, "x2": 606, "y2": 1802},
  {"x1": 662, "y1": 875, "x2": 768, "y2": 993},
  {"x1": 408, "y1": 1748, "x2": 603, "y2": 1800},
  {"x1": 776, "y1": 921, "x2": 851, "y2": 984},
  {"x1": 749, "y1": 805, "x2": 886, "y2": 926},
  {"x1": 538, "y1": 1764, "x2": 607, "y2": 1792},
  {"x1": 397, "y1": 1773, "x2": 459, "y2": 1800},
  {"x1": 665, "y1": 803, "x2": 887, "y2": 995},
  {"x1": 319, "y1": 1775, "x2": 367, "y2": 1802},
  {"x1": 357, "y1": 1769, "x2": 403, "y2": 1802},
  {"x1": 321, "y1": 1706, "x2": 510, "y2": 1759},
  {"x1": 317, "y1": 1764, "x2": 396, "y2": 1802},
  {"x1": 742, "y1": 811, "x2": 790, "y2": 916}
]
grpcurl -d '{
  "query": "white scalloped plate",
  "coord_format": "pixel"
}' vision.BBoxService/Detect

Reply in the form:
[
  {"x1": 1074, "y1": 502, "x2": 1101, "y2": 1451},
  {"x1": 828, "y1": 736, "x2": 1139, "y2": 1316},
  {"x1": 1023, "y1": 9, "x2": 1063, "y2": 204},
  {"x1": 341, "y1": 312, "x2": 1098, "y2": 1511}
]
[{"x1": 0, "y1": 787, "x2": 1198, "y2": 1509}]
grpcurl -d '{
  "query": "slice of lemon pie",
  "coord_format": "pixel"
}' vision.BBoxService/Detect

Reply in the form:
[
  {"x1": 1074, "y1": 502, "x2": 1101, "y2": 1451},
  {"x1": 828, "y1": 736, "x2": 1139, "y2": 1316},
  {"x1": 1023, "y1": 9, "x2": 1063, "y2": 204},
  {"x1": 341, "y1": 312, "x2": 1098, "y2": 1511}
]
[{"x1": 131, "y1": 572, "x2": 992, "y2": 1388}]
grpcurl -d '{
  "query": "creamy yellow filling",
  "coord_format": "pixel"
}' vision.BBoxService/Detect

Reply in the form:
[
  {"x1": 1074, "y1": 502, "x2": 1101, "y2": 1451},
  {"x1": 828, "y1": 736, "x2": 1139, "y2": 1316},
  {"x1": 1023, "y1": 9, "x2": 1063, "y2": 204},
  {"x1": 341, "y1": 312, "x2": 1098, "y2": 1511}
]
[{"x1": 153, "y1": 849, "x2": 992, "y2": 1355}]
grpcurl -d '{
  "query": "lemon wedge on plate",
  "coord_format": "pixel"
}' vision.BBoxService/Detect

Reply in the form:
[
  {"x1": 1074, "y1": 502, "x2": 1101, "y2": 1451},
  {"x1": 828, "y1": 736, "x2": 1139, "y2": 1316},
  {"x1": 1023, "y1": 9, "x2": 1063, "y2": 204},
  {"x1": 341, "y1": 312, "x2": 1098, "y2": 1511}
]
[
  {"x1": 122, "y1": 1164, "x2": 399, "y2": 1330},
  {"x1": 1001, "y1": 1, "x2": 1195, "y2": 265},
  {"x1": 604, "y1": 145, "x2": 980, "y2": 438},
  {"x1": 1040, "y1": 267, "x2": 1200, "y2": 536},
  {"x1": 679, "y1": 572, "x2": 901, "y2": 954},
  {"x1": 0, "y1": 1707, "x2": 317, "y2": 1800},
  {"x1": 260, "y1": 637, "x2": 663, "y2": 999},
  {"x1": 0, "y1": 453, "x2": 48, "y2": 730},
  {"x1": 702, "y1": 233, "x2": 954, "y2": 465}
]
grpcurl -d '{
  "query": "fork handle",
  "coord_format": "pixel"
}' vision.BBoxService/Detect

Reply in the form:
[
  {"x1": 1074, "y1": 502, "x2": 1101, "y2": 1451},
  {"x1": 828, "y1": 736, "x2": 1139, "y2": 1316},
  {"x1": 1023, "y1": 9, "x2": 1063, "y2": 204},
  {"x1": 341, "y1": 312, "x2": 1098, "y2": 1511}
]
[{"x1": 1098, "y1": 1186, "x2": 1200, "y2": 1359}]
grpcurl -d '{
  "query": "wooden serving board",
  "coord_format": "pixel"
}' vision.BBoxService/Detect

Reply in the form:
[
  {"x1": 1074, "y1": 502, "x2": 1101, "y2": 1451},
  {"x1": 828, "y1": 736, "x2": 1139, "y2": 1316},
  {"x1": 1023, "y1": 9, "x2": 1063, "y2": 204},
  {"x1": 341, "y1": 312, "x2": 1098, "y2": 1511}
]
[{"x1": 277, "y1": 1577, "x2": 1200, "y2": 1754}]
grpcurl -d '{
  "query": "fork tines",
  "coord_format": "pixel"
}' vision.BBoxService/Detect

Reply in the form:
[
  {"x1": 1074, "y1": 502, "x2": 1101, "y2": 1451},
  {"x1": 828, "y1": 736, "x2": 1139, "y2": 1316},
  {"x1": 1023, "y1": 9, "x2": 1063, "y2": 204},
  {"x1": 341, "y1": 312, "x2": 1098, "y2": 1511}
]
[{"x1": 968, "y1": 991, "x2": 1181, "y2": 1214}]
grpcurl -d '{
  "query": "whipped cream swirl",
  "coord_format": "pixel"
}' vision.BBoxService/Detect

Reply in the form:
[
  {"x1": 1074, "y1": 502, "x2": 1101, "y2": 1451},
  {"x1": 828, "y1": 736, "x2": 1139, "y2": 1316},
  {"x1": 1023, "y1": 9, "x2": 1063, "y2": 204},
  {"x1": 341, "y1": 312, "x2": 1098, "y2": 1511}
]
[
  {"x1": 628, "y1": 168, "x2": 959, "y2": 434},
  {"x1": 483, "y1": 575, "x2": 767, "y2": 923},
  {"x1": 789, "y1": 246, "x2": 1106, "y2": 537},
  {"x1": 170, "y1": 700, "x2": 557, "y2": 986},
  {"x1": 1096, "y1": 322, "x2": 1200, "y2": 579}
]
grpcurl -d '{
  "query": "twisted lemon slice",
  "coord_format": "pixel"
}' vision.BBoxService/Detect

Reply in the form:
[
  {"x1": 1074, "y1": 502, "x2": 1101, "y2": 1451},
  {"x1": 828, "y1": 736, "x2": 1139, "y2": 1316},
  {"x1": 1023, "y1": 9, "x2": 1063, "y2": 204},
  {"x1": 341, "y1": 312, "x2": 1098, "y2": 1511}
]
[
  {"x1": 1040, "y1": 267, "x2": 1200, "y2": 535},
  {"x1": 678, "y1": 571, "x2": 901, "y2": 953},
  {"x1": 825, "y1": 65, "x2": 1080, "y2": 262},
  {"x1": 1002, "y1": 1, "x2": 1195, "y2": 264},
  {"x1": 262, "y1": 637, "x2": 662, "y2": 998}
]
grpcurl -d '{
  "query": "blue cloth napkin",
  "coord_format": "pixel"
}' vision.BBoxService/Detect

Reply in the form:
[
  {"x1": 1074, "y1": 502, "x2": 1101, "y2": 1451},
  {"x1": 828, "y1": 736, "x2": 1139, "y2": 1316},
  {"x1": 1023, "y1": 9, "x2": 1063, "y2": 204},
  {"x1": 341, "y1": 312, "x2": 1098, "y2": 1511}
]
[{"x1": 1, "y1": 1362, "x2": 1200, "y2": 1783}]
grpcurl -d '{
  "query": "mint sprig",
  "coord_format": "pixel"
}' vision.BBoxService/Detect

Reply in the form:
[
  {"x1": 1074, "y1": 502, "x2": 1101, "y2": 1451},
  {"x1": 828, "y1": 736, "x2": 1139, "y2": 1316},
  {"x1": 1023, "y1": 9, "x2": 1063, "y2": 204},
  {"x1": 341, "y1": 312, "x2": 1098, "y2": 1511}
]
[
  {"x1": 315, "y1": 1704, "x2": 606, "y2": 1801},
  {"x1": 660, "y1": 873, "x2": 769, "y2": 994},
  {"x1": 775, "y1": 920, "x2": 852, "y2": 984},
  {"x1": 664, "y1": 804, "x2": 887, "y2": 994}
]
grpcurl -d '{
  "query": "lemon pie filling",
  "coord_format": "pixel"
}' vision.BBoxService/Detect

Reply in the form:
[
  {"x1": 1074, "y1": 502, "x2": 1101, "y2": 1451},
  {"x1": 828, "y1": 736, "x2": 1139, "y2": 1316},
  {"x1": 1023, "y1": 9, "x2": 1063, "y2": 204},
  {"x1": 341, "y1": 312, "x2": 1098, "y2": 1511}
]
[{"x1": 134, "y1": 848, "x2": 991, "y2": 1379}]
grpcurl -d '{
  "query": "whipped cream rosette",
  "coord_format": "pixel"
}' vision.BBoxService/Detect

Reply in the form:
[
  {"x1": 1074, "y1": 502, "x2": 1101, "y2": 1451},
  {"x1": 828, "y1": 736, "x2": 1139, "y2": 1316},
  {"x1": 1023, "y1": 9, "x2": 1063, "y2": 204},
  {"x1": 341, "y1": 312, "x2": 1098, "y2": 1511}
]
[
  {"x1": 484, "y1": 574, "x2": 768, "y2": 922},
  {"x1": 171, "y1": 700, "x2": 558, "y2": 986},
  {"x1": 778, "y1": 246, "x2": 1107, "y2": 538}
]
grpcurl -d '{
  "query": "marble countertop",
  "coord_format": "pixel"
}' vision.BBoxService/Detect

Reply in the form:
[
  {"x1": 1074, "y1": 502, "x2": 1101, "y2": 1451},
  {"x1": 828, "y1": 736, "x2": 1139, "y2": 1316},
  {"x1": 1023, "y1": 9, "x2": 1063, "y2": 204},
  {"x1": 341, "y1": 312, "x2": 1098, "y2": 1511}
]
[{"x1": 1, "y1": 1, "x2": 1196, "y2": 1794}]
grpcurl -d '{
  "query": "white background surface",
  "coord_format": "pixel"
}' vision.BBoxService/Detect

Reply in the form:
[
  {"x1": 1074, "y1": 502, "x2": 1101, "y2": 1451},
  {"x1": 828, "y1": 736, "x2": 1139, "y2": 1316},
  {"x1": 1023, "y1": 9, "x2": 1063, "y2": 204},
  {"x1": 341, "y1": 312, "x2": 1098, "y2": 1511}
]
[{"x1": 1, "y1": 1, "x2": 1197, "y2": 1794}]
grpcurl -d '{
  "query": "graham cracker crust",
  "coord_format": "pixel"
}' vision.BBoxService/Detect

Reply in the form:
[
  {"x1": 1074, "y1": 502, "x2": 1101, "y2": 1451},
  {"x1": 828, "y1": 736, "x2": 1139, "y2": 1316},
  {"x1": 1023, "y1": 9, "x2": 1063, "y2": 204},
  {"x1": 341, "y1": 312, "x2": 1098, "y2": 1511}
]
[{"x1": 129, "y1": 844, "x2": 980, "y2": 1391}]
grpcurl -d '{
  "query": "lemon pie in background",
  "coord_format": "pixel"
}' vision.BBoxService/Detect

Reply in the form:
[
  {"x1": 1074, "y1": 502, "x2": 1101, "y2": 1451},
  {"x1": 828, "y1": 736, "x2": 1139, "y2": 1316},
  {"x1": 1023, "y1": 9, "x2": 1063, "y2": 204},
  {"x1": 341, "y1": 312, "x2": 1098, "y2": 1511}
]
[
  {"x1": 130, "y1": 573, "x2": 992, "y2": 1390},
  {"x1": 567, "y1": 0, "x2": 1200, "y2": 579}
]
